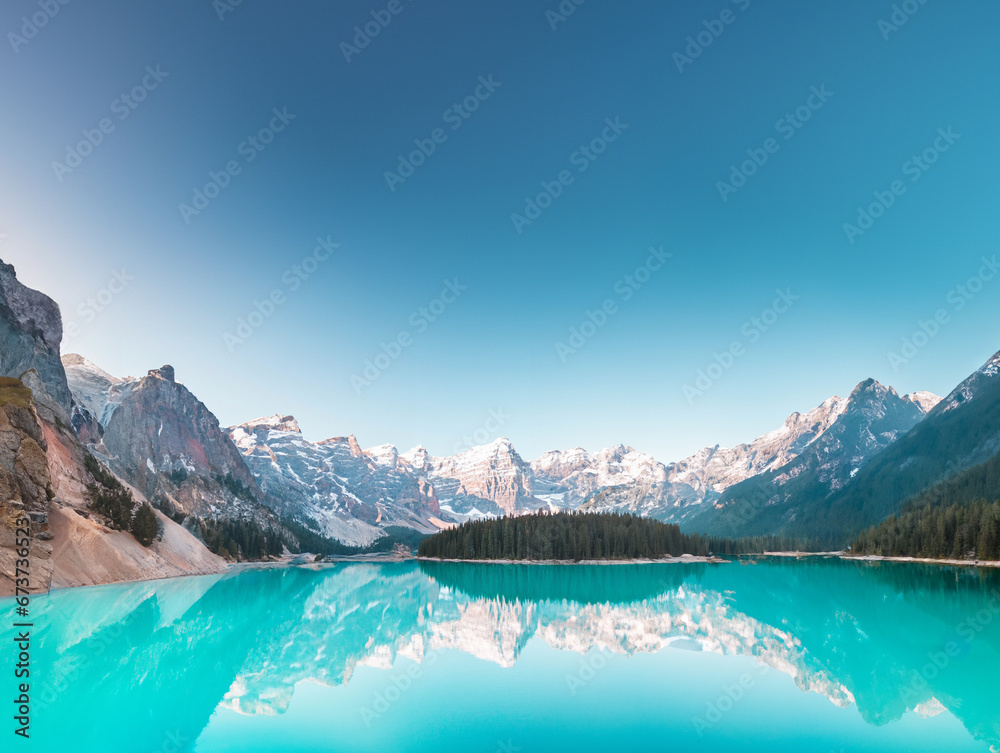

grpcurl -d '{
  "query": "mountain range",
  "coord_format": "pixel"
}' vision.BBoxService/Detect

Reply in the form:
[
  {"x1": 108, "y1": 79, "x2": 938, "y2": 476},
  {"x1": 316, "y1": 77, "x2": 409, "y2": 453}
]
[
  {"x1": 61, "y1": 350, "x2": 975, "y2": 551},
  {"x1": 2, "y1": 256, "x2": 999, "y2": 592}
]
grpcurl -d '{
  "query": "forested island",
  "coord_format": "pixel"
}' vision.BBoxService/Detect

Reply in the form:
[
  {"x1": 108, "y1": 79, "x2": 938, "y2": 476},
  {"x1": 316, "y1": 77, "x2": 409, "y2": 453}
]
[{"x1": 418, "y1": 510, "x2": 790, "y2": 562}]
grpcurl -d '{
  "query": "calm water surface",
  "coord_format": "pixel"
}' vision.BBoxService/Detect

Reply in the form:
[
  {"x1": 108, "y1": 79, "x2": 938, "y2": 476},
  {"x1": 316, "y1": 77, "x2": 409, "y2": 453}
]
[{"x1": 13, "y1": 558, "x2": 1000, "y2": 752}]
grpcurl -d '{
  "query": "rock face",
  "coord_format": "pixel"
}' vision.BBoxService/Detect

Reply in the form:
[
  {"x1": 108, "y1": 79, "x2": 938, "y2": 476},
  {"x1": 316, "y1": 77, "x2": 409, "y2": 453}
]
[
  {"x1": 426, "y1": 438, "x2": 535, "y2": 517},
  {"x1": 63, "y1": 356, "x2": 284, "y2": 540},
  {"x1": 0, "y1": 378, "x2": 55, "y2": 593},
  {"x1": 0, "y1": 261, "x2": 73, "y2": 423},
  {"x1": 0, "y1": 259, "x2": 229, "y2": 595},
  {"x1": 62, "y1": 353, "x2": 121, "y2": 424},
  {"x1": 230, "y1": 416, "x2": 444, "y2": 547}
]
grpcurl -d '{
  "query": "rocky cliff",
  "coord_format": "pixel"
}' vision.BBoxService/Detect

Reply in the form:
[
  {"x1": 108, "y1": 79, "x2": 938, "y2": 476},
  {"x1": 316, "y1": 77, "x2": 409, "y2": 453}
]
[
  {"x1": 0, "y1": 260, "x2": 226, "y2": 595},
  {"x1": 0, "y1": 378, "x2": 55, "y2": 594}
]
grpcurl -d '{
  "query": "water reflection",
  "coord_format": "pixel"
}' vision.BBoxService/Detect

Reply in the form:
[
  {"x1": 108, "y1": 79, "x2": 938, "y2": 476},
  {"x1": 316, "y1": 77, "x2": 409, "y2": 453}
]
[{"x1": 25, "y1": 558, "x2": 1000, "y2": 751}]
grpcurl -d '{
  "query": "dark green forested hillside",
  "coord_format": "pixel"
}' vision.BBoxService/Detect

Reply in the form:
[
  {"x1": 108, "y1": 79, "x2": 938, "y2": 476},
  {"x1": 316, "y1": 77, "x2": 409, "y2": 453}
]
[
  {"x1": 850, "y1": 500, "x2": 1000, "y2": 560},
  {"x1": 418, "y1": 511, "x2": 795, "y2": 561},
  {"x1": 850, "y1": 453, "x2": 1000, "y2": 560},
  {"x1": 806, "y1": 375, "x2": 1000, "y2": 544}
]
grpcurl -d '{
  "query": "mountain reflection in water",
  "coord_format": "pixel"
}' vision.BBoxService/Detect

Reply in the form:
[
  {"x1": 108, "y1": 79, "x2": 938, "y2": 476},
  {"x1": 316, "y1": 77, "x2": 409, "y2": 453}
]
[{"x1": 23, "y1": 558, "x2": 1000, "y2": 752}]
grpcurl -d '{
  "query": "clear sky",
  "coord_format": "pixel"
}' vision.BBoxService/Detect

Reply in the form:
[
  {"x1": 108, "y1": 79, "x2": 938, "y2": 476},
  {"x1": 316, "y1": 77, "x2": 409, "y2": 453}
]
[{"x1": 1, "y1": 0, "x2": 998, "y2": 462}]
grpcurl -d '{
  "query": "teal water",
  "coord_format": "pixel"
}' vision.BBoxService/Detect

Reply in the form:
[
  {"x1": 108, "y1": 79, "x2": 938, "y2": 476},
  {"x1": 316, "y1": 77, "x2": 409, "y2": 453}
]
[{"x1": 8, "y1": 558, "x2": 1000, "y2": 752}]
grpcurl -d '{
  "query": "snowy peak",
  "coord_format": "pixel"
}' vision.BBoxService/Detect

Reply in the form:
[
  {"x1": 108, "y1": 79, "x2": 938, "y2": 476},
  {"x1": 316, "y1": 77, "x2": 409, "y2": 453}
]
[
  {"x1": 364, "y1": 443, "x2": 399, "y2": 467},
  {"x1": 937, "y1": 349, "x2": 1000, "y2": 413},
  {"x1": 400, "y1": 445, "x2": 430, "y2": 470},
  {"x1": 62, "y1": 353, "x2": 124, "y2": 426},
  {"x1": 236, "y1": 414, "x2": 302, "y2": 434},
  {"x1": 62, "y1": 353, "x2": 122, "y2": 385},
  {"x1": 841, "y1": 379, "x2": 910, "y2": 422},
  {"x1": 531, "y1": 447, "x2": 592, "y2": 478},
  {"x1": 668, "y1": 391, "x2": 849, "y2": 496},
  {"x1": 531, "y1": 444, "x2": 668, "y2": 509},
  {"x1": 319, "y1": 434, "x2": 366, "y2": 458},
  {"x1": 904, "y1": 391, "x2": 942, "y2": 414},
  {"x1": 429, "y1": 437, "x2": 533, "y2": 517}
]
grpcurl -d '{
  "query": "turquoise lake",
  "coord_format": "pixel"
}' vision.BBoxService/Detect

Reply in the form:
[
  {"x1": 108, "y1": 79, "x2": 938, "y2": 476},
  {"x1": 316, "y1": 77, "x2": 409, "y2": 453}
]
[{"x1": 10, "y1": 558, "x2": 1000, "y2": 752}]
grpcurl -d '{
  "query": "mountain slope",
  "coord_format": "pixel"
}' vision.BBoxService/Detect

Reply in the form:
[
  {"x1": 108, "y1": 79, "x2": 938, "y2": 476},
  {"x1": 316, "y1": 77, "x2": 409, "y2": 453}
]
[
  {"x1": 798, "y1": 351, "x2": 1000, "y2": 542},
  {"x1": 688, "y1": 380, "x2": 936, "y2": 540},
  {"x1": 226, "y1": 379, "x2": 942, "y2": 546},
  {"x1": 580, "y1": 392, "x2": 864, "y2": 522},
  {"x1": 63, "y1": 356, "x2": 291, "y2": 559}
]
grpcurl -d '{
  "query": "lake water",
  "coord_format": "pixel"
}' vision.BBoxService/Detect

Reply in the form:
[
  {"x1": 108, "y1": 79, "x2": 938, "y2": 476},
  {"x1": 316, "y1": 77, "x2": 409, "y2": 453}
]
[{"x1": 11, "y1": 558, "x2": 1000, "y2": 752}]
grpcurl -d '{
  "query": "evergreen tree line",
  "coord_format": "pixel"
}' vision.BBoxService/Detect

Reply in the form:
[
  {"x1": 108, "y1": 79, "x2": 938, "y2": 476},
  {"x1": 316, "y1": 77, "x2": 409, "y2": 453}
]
[
  {"x1": 417, "y1": 510, "x2": 770, "y2": 561},
  {"x1": 850, "y1": 499, "x2": 1000, "y2": 561},
  {"x1": 194, "y1": 517, "x2": 284, "y2": 561},
  {"x1": 85, "y1": 453, "x2": 159, "y2": 547},
  {"x1": 850, "y1": 451, "x2": 1000, "y2": 560}
]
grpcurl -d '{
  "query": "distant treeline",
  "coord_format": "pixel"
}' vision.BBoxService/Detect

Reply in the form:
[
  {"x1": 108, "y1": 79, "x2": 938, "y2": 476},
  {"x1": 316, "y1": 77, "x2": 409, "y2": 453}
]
[
  {"x1": 417, "y1": 510, "x2": 795, "y2": 561},
  {"x1": 850, "y1": 499, "x2": 1000, "y2": 561},
  {"x1": 850, "y1": 453, "x2": 1000, "y2": 561}
]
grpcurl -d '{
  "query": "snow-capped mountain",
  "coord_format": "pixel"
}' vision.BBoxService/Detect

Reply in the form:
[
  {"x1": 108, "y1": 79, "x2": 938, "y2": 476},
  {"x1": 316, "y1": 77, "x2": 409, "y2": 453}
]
[
  {"x1": 425, "y1": 438, "x2": 536, "y2": 518},
  {"x1": 688, "y1": 379, "x2": 936, "y2": 537},
  {"x1": 60, "y1": 345, "x2": 949, "y2": 551},
  {"x1": 580, "y1": 387, "x2": 939, "y2": 524},
  {"x1": 800, "y1": 349, "x2": 1000, "y2": 542},
  {"x1": 935, "y1": 350, "x2": 1000, "y2": 415},
  {"x1": 229, "y1": 416, "x2": 445, "y2": 547},
  {"x1": 62, "y1": 356, "x2": 283, "y2": 532},
  {"x1": 531, "y1": 445, "x2": 668, "y2": 509},
  {"x1": 62, "y1": 353, "x2": 122, "y2": 426},
  {"x1": 221, "y1": 379, "x2": 943, "y2": 545},
  {"x1": 1, "y1": 261, "x2": 228, "y2": 596}
]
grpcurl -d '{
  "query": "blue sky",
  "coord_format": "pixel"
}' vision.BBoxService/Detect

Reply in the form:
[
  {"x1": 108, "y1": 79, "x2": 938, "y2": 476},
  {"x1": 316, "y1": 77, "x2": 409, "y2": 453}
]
[{"x1": 1, "y1": 0, "x2": 998, "y2": 462}]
